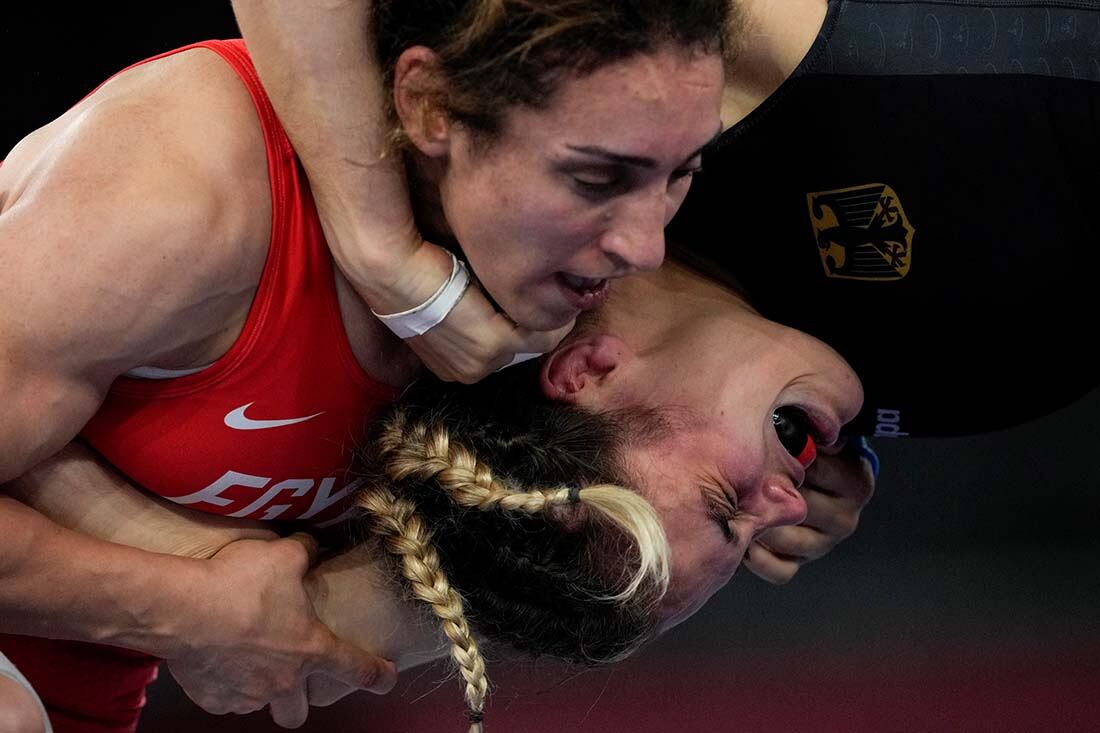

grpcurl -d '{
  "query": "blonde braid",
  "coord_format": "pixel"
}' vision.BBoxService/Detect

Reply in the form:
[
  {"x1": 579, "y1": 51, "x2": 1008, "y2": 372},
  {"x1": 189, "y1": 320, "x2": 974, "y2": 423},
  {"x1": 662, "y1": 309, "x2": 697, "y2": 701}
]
[
  {"x1": 381, "y1": 418, "x2": 670, "y2": 603},
  {"x1": 357, "y1": 486, "x2": 488, "y2": 732}
]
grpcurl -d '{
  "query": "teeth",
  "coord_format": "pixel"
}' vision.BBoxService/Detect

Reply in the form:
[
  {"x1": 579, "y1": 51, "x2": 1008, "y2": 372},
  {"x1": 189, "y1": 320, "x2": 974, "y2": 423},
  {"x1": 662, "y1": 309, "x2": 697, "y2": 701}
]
[{"x1": 563, "y1": 274, "x2": 602, "y2": 290}]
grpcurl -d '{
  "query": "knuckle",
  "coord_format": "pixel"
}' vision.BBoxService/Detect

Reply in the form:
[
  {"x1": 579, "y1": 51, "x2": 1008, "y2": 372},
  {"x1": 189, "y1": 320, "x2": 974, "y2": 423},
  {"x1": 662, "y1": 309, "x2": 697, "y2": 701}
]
[
  {"x1": 356, "y1": 663, "x2": 386, "y2": 691},
  {"x1": 832, "y1": 514, "x2": 860, "y2": 539},
  {"x1": 775, "y1": 573, "x2": 796, "y2": 585},
  {"x1": 201, "y1": 699, "x2": 232, "y2": 716},
  {"x1": 457, "y1": 370, "x2": 482, "y2": 385},
  {"x1": 767, "y1": 568, "x2": 797, "y2": 585},
  {"x1": 845, "y1": 510, "x2": 865, "y2": 535},
  {"x1": 791, "y1": 538, "x2": 817, "y2": 558},
  {"x1": 847, "y1": 474, "x2": 875, "y2": 502},
  {"x1": 231, "y1": 699, "x2": 264, "y2": 715},
  {"x1": 274, "y1": 671, "x2": 306, "y2": 698}
]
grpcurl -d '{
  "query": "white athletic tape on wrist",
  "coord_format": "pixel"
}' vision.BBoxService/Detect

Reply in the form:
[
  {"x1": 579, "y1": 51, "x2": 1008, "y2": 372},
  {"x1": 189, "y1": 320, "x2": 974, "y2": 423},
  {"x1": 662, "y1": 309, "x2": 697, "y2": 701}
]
[
  {"x1": 371, "y1": 251, "x2": 471, "y2": 338},
  {"x1": 496, "y1": 352, "x2": 544, "y2": 372}
]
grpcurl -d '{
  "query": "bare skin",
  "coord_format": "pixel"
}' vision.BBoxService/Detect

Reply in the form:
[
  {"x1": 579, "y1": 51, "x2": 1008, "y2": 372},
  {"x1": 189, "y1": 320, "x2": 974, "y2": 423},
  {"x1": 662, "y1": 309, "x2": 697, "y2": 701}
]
[
  {"x1": 0, "y1": 47, "x2": 413, "y2": 725},
  {"x1": 9, "y1": 255, "x2": 861, "y2": 664},
  {"x1": 0, "y1": 674, "x2": 46, "y2": 733},
  {"x1": 7, "y1": 444, "x2": 447, "y2": 670},
  {"x1": 0, "y1": 1, "x2": 860, "y2": 724},
  {"x1": 721, "y1": 0, "x2": 828, "y2": 128},
  {"x1": 230, "y1": 0, "x2": 868, "y2": 589},
  {"x1": 0, "y1": 33, "x2": 724, "y2": 725},
  {"x1": 230, "y1": 0, "x2": 574, "y2": 383},
  {"x1": 714, "y1": 0, "x2": 876, "y2": 583}
]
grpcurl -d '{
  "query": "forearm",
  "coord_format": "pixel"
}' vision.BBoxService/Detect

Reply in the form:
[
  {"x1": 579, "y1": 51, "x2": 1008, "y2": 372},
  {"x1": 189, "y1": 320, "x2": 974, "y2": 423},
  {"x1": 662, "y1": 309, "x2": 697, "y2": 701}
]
[
  {"x1": 231, "y1": 0, "x2": 422, "y2": 289},
  {"x1": 0, "y1": 493, "x2": 225, "y2": 658},
  {"x1": 4, "y1": 448, "x2": 398, "y2": 716},
  {"x1": 6, "y1": 441, "x2": 274, "y2": 559},
  {"x1": 1, "y1": 442, "x2": 277, "y2": 654}
]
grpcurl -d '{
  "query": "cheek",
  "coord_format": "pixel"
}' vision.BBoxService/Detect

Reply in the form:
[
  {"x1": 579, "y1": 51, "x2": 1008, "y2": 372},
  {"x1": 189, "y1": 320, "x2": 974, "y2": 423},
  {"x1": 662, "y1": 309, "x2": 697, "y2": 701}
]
[
  {"x1": 665, "y1": 178, "x2": 695, "y2": 223},
  {"x1": 649, "y1": 491, "x2": 745, "y2": 624},
  {"x1": 447, "y1": 167, "x2": 598, "y2": 271},
  {"x1": 660, "y1": 531, "x2": 746, "y2": 628}
]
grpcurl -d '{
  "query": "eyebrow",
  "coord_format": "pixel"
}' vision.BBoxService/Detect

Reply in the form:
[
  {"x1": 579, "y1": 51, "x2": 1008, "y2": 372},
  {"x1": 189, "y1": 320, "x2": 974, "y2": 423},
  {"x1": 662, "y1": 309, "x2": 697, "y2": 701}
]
[{"x1": 564, "y1": 126, "x2": 724, "y2": 170}]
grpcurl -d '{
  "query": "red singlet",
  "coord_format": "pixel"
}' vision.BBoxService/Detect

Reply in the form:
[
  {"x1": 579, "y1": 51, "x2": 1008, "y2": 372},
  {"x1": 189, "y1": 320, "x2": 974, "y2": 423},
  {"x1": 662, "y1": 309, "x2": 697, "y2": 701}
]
[{"x1": 2, "y1": 39, "x2": 398, "y2": 733}]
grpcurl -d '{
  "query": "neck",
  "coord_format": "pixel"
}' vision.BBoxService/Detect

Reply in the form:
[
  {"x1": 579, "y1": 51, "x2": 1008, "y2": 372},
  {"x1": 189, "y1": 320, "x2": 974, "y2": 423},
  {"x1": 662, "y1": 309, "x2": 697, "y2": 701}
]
[
  {"x1": 405, "y1": 152, "x2": 455, "y2": 246},
  {"x1": 307, "y1": 545, "x2": 448, "y2": 671},
  {"x1": 603, "y1": 261, "x2": 754, "y2": 349},
  {"x1": 722, "y1": 0, "x2": 828, "y2": 128}
]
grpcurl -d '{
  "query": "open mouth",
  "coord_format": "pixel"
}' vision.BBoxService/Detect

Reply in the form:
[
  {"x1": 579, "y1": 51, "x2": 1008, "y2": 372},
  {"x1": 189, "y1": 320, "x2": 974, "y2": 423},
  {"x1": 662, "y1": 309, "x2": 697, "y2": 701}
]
[{"x1": 556, "y1": 273, "x2": 610, "y2": 310}]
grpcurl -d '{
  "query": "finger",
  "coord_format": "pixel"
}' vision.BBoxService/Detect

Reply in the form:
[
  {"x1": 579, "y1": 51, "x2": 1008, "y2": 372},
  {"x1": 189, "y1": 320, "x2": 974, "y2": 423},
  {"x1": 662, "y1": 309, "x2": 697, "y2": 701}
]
[
  {"x1": 744, "y1": 541, "x2": 800, "y2": 585},
  {"x1": 311, "y1": 638, "x2": 398, "y2": 695},
  {"x1": 307, "y1": 674, "x2": 359, "y2": 707},
  {"x1": 197, "y1": 698, "x2": 265, "y2": 716},
  {"x1": 800, "y1": 486, "x2": 860, "y2": 539},
  {"x1": 170, "y1": 675, "x2": 266, "y2": 716},
  {"x1": 754, "y1": 524, "x2": 833, "y2": 562},
  {"x1": 843, "y1": 436, "x2": 881, "y2": 479},
  {"x1": 282, "y1": 532, "x2": 321, "y2": 568},
  {"x1": 805, "y1": 452, "x2": 875, "y2": 505},
  {"x1": 269, "y1": 687, "x2": 310, "y2": 729}
]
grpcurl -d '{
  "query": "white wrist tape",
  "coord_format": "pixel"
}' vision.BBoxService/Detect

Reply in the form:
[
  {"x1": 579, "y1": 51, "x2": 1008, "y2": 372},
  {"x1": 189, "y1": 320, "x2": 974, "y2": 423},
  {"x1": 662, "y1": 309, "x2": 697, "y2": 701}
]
[
  {"x1": 371, "y1": 251, "x2": 471, "y2": 338},
  {"x1": 496, "y1": 352, "x2": 544, "y2": 371}
]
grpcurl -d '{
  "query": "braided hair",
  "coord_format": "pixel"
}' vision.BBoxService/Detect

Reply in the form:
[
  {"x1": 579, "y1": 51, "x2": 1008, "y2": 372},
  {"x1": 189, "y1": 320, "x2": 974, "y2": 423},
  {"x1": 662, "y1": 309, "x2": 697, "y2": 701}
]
[{"x1": 353, "y1": 362, "x2": 671, "y2": 730}]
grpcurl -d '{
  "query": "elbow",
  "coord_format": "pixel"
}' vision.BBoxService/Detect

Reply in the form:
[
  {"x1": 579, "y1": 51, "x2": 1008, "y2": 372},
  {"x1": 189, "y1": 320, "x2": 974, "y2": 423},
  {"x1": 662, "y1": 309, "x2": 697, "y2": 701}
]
[{"x1": 0, "y1": 675, "x2": 49, "y2": 733}]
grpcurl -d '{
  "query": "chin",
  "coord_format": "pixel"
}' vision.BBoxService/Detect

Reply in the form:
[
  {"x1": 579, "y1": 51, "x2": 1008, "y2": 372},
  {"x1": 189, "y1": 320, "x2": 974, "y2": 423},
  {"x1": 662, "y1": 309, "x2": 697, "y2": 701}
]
[
  {"x1": 505, "y1": 299, "x2": 577, "y2": 332},
  {"x1": 655, "y1": 594, "x2": 707, "y2": 633}
]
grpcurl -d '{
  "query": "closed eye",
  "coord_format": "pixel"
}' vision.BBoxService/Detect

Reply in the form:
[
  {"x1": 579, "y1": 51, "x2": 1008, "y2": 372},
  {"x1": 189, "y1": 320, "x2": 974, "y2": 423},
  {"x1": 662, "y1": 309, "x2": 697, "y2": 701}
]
[
  {"x1": 701, "y1": 485, "x2": 739, "y2": 544},
  {"x1": 572, "y1": 175, "x2": 622, "y2": 196},
  {"x1": 670, "y1": 164, "x2": 703, "y2": 184}
]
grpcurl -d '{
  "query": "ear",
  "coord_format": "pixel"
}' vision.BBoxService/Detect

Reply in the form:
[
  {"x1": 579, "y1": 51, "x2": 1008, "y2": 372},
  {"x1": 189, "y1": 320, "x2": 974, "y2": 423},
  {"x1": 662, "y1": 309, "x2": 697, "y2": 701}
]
[
  {"x1": 393, "y1": 46, "x2": 452, "y2": 157},
  {"x1": 540, "y1": 334, "x2": 631, "y2": 405}
]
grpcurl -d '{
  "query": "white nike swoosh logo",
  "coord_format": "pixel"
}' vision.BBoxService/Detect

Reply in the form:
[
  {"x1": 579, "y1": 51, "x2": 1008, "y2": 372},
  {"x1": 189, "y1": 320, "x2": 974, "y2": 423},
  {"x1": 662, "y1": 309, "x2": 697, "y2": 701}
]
[{"x1": 224, "y1": 402, "x2": 325, "y2": 431}]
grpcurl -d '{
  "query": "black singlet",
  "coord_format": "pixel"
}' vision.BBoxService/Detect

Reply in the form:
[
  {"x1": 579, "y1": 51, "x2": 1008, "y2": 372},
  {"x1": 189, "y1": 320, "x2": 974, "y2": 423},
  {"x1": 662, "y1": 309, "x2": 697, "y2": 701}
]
[{"x1": 670, "y1": 0, "x2": 1100, "y2": 437}]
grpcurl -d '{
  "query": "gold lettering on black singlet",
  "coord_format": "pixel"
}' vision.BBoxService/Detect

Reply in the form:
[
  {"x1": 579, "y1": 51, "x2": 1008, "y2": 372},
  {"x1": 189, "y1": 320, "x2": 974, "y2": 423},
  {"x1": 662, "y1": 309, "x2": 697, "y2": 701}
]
[{"x1": 807, "y1": 184, "x2": 914, "y2": 281}]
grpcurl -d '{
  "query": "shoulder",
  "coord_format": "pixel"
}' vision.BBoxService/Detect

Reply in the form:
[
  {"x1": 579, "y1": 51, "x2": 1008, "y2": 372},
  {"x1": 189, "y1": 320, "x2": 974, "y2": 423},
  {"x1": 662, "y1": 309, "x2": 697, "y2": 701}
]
[
  {"x1": 1, "y1": 46, "x2": 275, "y2": 357},
  {"x1": 74, "y1": 45, "x2": 274, "y2": 258},
  {"x1": 0, "y1": 47, "x2": 280, "y2": 400}
]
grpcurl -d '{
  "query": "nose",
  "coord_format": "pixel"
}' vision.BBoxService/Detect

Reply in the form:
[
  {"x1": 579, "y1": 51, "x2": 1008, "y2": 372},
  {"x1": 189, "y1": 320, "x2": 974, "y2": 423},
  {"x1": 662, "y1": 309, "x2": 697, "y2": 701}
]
[
  {"x1": 598, "y1": 189, "x2": 669, "y2": 273},
  {"x1": 742, "y1": 476, "x2": 809, "y2": 532}
]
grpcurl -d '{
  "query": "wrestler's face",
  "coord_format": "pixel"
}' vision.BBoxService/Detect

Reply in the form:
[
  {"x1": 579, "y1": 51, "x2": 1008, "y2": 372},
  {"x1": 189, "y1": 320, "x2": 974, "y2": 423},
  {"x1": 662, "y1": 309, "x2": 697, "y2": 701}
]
[
  {"x1": 542, "y1": 300, "x2": 863, "y2": 628},
  {"x1": 408, "y1": 47, "x2": 724, "y2": 331}
]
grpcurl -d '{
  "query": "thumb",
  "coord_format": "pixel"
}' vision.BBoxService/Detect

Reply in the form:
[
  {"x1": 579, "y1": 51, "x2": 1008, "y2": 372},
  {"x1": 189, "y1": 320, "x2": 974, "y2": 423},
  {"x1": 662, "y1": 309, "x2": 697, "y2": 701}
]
[
  {"x1": 312, "y1": 635, "x2": 399, "y2": 695},
  {"x1": 282, "y1": 532, "x2": 321, "y2": 568}
]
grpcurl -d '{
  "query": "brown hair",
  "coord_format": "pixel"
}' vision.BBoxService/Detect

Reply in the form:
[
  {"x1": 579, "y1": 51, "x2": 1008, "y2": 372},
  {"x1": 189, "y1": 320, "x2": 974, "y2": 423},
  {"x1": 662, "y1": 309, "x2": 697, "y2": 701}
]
[
  {"x1": 373, "y1": 0, "x2": 739, "y2": 143},
  {"x1": 353, "y1": 362, "x2": 672, "y2": 731}
]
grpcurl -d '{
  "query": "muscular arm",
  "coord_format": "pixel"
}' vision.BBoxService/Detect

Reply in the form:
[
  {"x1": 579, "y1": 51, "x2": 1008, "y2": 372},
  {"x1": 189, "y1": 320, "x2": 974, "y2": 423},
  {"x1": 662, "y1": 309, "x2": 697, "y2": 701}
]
[
  {"x1": 230, "y1": 0, "x2": 420, "y2": 291},
  {"x1": 0, "y1": 52, "x2": 394, "y2": 723},
  {"x1": 231, "y1": 0, "x2": 572, "y2": 381},
  {"x1": 9, "y1": 442, "x2": 418, "y2": 705},
  {"x1": 5, "y1": 442, "x2": 276, "y2": 559},
  {"x1": 0, "y1": 54, "x2": 252, "y2": 642},
  {"x1": 2, "y1": 445, "x2": 395, "y2": 723},
  {"x1": 0, "y1": 43, "x2": 270, "y2": 627}
]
